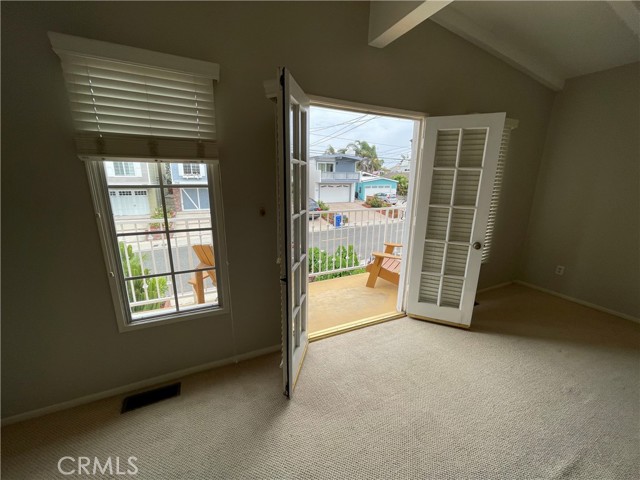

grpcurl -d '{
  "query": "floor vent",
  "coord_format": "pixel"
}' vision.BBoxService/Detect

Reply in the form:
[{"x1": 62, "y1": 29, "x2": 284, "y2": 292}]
[{"x1": 121, "y1": 383, "x2": 181, "y2": 413}]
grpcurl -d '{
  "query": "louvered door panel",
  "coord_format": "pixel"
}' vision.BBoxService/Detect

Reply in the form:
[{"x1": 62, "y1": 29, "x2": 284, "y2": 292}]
[{"x1": 407, "y1": 113, "x2": 506, "y2": 327}]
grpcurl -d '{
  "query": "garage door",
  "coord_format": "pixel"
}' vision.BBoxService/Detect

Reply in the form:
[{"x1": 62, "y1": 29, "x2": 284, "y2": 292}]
[
  {"x1": 319, "y1": 184, "x2": 350, "y2": 203},
  {"x1": 109, "y1": 189, "x2": 150, "y2": 216},
  {"x1": 364, "y1": 185, "x2": 394, "y2": 198}
]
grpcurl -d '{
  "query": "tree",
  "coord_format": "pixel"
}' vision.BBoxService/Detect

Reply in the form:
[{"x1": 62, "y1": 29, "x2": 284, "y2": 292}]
[
  {"x1": 324, "y1": 145, "x2": 336, "y2": 155},
  {"x1": 344, "y1": 140, "x2": 383, "y2": 173},
  {"x1": 393, "y1": 175, "x2": 409, "y2": 196}
]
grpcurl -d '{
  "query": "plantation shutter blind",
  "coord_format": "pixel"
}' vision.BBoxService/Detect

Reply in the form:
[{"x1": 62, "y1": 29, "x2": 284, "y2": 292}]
[
  {"x1": 482, "y1": 118, "x2": 518, "y2": 263},
  {"x1": 49, "y1": 32, "x2": 219, "y2": 161}
]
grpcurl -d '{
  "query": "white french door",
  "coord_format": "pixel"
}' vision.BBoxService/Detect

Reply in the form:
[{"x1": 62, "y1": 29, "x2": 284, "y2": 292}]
[
  {"x1": 406, "y1": 113, "x2": 506, "y2": 328},
  {"x1": 275, "y1": 68, "x2": 309, "y2": 397}
]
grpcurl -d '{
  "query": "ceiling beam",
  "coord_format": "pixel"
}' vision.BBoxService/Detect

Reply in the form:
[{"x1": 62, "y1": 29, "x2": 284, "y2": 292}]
[
  {"x1": 607, "y1": 1, "x2": 640, "y2": 38},
  {"x1": 369, "y1": 1, "x2": 453, "y2": 48},
  {"x1": 430, "y1": 6, "x2": 565, "y2": 91}
]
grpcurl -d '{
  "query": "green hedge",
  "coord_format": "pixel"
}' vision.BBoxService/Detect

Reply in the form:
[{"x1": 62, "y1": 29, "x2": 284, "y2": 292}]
[{"x1": 308, "y1": 245, "x2": 366, "y2": 281}]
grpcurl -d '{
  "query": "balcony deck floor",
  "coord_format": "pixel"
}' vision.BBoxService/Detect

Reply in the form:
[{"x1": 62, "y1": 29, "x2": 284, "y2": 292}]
[{"x1": 308, "y1": 272, "x2": 398, "y2": 336}]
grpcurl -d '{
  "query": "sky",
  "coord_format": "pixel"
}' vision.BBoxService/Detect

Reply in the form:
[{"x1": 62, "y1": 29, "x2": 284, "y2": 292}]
[{"x1": 309, "y1": 106, "x2": 415, "y2": 169}]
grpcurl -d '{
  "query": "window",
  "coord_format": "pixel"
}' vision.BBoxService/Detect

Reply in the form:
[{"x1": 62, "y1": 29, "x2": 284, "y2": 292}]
[
  {"x1": 50, "y1": 32, "x2": 228, "y2": 331},
  {"x1": 181, "y1": 188, "x2": 210, "y2": 210},
  {"x1": 113, "y1": 162, "x2": 136, "y2": 176},
  {"x1": 318, "y1": 162, "x2": 334, "y2": 173},
  {"x1": 182, "y1": 164, "x2": 202, "y2": 178}
]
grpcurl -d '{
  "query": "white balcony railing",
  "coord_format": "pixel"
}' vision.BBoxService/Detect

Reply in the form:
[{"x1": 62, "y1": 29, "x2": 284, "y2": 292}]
[
  {"x1": 112, "y1": 206, "x2": 407, "y2": 312},
  {"x1": 320, "y1": 172, "x2": 359, "y2": 181},
  {"x1": 308, "y1": 206, "x2": 406, "y2": 278},
  {"x1": 113, "y1": 213, "x2": 217, "y2": 314}
]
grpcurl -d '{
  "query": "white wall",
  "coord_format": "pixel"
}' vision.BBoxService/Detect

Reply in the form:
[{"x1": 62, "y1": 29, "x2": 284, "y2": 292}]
[
  {"x1": 519, "y1": 63, "x2": 640, "y2": 319},
  {"x1": 1, "y1": 1, "x2": 555, "y2": 418}
]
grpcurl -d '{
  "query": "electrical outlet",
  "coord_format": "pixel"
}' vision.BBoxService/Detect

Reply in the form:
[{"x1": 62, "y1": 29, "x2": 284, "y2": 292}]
[{"x1": 555, "y1": 265, "x2": 565, "y2": 276}]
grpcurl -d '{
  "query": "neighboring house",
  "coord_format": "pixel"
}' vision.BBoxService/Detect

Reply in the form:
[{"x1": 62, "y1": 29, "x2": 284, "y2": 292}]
[
  {"x1": 309, "y1": 154, "x2": 361, "y2": 203},
  {"x1": 169, "y1": 163, "x2": 210, "y2": 212},
  {"x1": 106, "y1": 161, "x2": 209, "y2": 216},
  {"x1": 105, "y1": 161, "x2": 155, "y2": 216},
  {"x1": 356, "y1": 174, "x2": 398, "y2": 200}
]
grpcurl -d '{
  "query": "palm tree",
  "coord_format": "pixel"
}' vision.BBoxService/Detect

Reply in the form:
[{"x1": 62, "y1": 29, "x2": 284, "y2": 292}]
[
  {"x1": 324, "y1": 145, "x2": 336, "y2": 155},
  {"x1": 344, "y1": 140, "x2": 383, "y2": 172}
]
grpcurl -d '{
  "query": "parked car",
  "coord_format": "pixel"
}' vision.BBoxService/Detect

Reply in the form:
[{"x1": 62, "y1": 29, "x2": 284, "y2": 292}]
[
  {"x1": 374, "y1": 192, "x2": 398, "y2": 205},
  {"x1": 308, "y1": 198, "x2": 322, "y2": 218}
]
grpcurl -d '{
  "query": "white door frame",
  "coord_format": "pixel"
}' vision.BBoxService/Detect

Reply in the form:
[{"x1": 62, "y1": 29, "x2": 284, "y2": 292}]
[{"x1": 308, "y1": 95, "x2": 427, "y2": 314}]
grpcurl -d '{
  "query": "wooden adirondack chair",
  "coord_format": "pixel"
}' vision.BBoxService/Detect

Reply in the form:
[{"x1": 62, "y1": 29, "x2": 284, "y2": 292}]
[
  {"x1": 366, "y1": 242, "x2": 402, "y2": 288},
  {"x1": 188, "y1": 244, "x2": 217, "y2": 304}
]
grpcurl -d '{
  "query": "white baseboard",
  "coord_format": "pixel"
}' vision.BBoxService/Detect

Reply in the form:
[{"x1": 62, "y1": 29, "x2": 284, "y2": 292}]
[
  {"x1": 477, "y1": 281, "x2": 513, "y2": 294},
  {"x1": 1, "y1": 344, "x2": 280, "y2": 427},
  {"x1": 514, "y1": 280, "x2": 640, "y2": 324}
]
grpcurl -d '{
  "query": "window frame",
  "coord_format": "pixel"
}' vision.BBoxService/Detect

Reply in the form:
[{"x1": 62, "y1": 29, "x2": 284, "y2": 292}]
[
  {"x1": 86, "y1": 159, "x2": 231, "y2": 332},
  {"x1": 181, "y1": 163, "x2": 203, "y2": 178},
  {"x1": 113, "y1": 161, "x2": 137, "y2": 177},
  {"x1": 317, "y1": 162, "x2": 334, "y2": 173}
]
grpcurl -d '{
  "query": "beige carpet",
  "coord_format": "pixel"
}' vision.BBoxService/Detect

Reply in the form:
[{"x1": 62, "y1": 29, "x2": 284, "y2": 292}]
[{"x1": 2, "y1": 285, "x2": 639, "y2": 479}]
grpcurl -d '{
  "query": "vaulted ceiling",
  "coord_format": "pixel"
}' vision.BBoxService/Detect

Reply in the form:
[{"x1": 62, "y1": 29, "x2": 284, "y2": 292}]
[{"x1": 369, "y1": 1, "x2": 640, "y2": 90}]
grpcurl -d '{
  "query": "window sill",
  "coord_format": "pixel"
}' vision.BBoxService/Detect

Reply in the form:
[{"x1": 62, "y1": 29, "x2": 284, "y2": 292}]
[{"x1": 117, "y1": 304, "x2": 229, "y2": 333}]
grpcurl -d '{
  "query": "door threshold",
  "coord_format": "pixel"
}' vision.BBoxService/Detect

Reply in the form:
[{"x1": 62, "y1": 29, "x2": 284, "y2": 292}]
[{"x1": 309, "y1": 312, "x2": 405, "y2": 342}]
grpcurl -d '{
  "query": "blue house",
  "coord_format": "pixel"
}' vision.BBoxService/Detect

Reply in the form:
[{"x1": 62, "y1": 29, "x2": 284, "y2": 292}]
[
  {"x1": 309, "y1": 154, "x2": 361, "y2": 203},
  {"x1": 356, "y1": 175, "x2": 398, "y2": 200},
  {"x1": 169, "y1": 163, "x2": 210, "y2": 212}
]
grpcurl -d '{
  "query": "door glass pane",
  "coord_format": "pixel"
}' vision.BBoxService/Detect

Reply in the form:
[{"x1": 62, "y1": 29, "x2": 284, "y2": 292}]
[
  {"x1": 293, "y1": 164, "x2": 301, "y2": 214},
  {"x1": 434, "y1": 130, "x2": 460, "y2": 168},
  {"x1": 459, "y1": 128, "x2": 487, "y2": 167},
  {"x1": 290, "y1": 104, "x2": 299, "y2": 159}
]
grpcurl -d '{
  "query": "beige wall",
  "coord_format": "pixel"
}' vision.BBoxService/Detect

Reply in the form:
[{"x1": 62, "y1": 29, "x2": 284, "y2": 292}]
[
  {"x1": 519, "y1": 63, "x2": 640, "y2": 318},
  {"x1": 1, "y1": 2, "x2": 554, "y2": 417}
]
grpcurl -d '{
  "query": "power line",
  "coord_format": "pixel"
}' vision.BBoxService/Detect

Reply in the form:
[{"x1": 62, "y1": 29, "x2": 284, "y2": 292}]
[
  {"x1": 309, "y1": 133, "x2": 411, "y2": 150},
  {"x1": 310, "y1": 113, "x2": 370, "y2": 132},
  {"x1": 309, "y1": 116, "x2": 380, "y2": 147}
]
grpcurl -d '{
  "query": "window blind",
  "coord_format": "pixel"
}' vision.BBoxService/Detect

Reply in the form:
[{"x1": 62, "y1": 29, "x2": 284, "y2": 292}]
[
  {"x1": 482, "y1": 119, "x2": 518, "y2": 263},
  {"x1": 49, "y1": 32, "x2": 219, "y2": 161}
]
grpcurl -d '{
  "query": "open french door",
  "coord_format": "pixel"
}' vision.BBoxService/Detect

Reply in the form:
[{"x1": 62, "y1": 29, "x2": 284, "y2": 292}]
[
  {"x1": 406, "y1": 113, "x2": 506, "y2": 328},
  {"x1": 275, "y1": 68, "x2": 309, "y2": 397}
]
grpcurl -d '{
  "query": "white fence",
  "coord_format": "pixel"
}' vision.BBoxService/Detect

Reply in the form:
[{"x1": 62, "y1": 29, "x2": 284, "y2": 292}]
[
  {"x1": 308, "y1": 206, "x2": 407, "y2": 278},
  {"x1": 113, "y1": 213, "x2": 216, "y2": 313},
  {"x1": 112, "y1": 206, "x2": 408, "y2": 312}
]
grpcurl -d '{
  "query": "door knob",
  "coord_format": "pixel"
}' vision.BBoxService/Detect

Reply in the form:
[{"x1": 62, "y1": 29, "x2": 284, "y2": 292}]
[{"x1": 472, "y1": 242, "x2": 482, "y2": 250}]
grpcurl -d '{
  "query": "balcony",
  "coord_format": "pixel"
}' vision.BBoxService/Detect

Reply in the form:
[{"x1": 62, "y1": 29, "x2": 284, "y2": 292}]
[
  {"x1": 308, "y1": 272, "x2": 400, "y2": 339},
  {"x1": 308, "y1": 205, "x2": 406, "y2": 339},
  {"x1": 114, "y1": 205, "x2": 406, "y2": 326},
  {"x1": 309, "y1": 205, "x2": 406, "y2": 278},
  {"x1": 320, "y1": 171, "x2": 360, "y2": 181}
]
